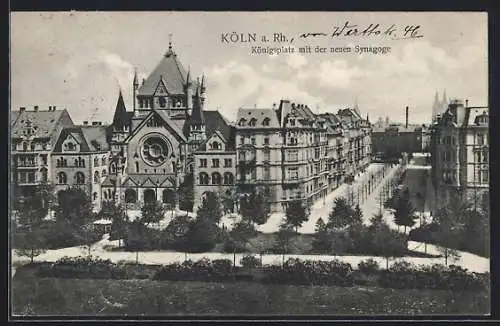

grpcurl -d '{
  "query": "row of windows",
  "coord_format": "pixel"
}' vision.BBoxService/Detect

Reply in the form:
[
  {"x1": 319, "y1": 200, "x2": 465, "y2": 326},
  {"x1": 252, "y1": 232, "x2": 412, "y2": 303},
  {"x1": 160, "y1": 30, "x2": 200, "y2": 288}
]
[
  {"x1": 238, "y1": 117, "x2": 271, "y2": 127},
  {"x1": 199, "y1": 172, "x2": 235, "y2": 185},
  {"x1": 199, "y1": 158, "x2": 232, "y2": 168},
  {"x1": 240, "y1": 136, "x2": 270, "y2": 146},
  {"x1": 56, "y1": 170, "x2": 107, "y2": 185},
  {"x1": 56, "y1": 156, "x2": 108, "y2": 168}
]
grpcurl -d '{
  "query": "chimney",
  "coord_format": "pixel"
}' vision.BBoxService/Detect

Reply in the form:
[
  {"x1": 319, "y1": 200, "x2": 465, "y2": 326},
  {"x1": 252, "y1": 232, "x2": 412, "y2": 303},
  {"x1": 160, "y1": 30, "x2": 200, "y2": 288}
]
[
  {"x1": 465, "y1": 99, "x2": 469, "y2": 107},
  {"x1": 83, "y1": 121, "x2": 89, "y2": 125},
  {"x1": 20, "y1": 107, "x2": 26, "y2": 112},
  {"x1": 52, "y1": 105, "x2": 56, "y2": 111},
  {"x1": 142, "y1": 78, "x2": 146, "y2": 85},
  {"x1": 92, "y1": 121, "x2": 99, "y2": 126},
  {"x1": 405, "y1": 106, "x2": 409, "y2": 129},
  {"x1": 34, "y1": 105, "x2": 39, "y2": 111}
]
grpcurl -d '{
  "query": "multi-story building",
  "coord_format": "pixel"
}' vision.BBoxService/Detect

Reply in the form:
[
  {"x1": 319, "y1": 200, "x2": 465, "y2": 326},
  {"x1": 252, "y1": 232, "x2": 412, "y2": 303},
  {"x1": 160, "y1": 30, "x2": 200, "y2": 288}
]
[
  {"x1": 371, "y1": 106, "x2": 431, "y2": 159},
  {"x1": 10, "y1": 106, "x2": 74, "y2": 203},
  {"x1": 101, "y1": 42, "x2": 236, "y2": 211},
  {"x1": 51, "y1": 122, "x2": 110, "y2": 211},
  {"x1": 11, "y1": 44, "x2": 374, "y2": 216},
  {"x1": 235, "y1": 101, "x2": 358, "y2": 212},
  {"x1": 336, "y1": 108, "x2": 372, "y2": 177},
  {"x1": 430, "y1": 99, "x2": 489, "y2": 209}
]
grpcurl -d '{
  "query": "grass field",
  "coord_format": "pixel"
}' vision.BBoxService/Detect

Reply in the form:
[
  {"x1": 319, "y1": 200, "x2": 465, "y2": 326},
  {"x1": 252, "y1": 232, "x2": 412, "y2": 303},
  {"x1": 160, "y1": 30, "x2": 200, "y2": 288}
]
[{"x1": 11, "y1": 276, "x2": 489, "y2": 316}]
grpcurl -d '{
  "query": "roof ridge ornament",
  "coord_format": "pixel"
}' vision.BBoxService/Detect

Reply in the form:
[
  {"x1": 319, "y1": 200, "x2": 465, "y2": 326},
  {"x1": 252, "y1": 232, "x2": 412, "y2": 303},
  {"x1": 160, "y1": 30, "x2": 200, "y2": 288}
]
[{"x1": 165, "y1": 33, "x2": 175, "y2": 57}]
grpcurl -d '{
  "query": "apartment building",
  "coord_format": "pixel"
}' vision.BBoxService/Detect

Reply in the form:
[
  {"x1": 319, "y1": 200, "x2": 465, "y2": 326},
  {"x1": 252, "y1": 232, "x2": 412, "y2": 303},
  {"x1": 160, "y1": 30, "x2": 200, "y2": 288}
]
[{"x1": 430, "y1": 99, "x2": 489, "y2": 209}]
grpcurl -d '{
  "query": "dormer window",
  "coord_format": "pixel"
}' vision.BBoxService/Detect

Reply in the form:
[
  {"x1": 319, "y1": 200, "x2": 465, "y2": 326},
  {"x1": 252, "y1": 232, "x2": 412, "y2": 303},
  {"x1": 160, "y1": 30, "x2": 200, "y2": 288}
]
[
  {"x1": 289, "y1": 119, "x2": 296, "y2": 126},
  {"x1": 159, "y1": 97, "x2": 167, "y2": 108},
  {"x1": 67, "y1": 142, "x2": 76, "y2": 151},
  {"x1": 211, "y1": 141, "x2": 221, "y2": 150},
  {"x1": 262, "y1": 117, "x2": 270, "y2": 126},
  {"x1": 238, "y1": 118, "x2": 247, "y2": 126},
  {"x1": 249, "y1": 118, "x2": 257, "y2": 127}
]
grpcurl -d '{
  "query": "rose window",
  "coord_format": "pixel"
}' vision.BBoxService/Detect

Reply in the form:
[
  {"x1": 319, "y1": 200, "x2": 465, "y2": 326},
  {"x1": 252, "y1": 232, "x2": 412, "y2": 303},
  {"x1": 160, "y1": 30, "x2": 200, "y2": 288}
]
[{"x1": 141, "y1": 136, "x2": 169, "y2": 166}]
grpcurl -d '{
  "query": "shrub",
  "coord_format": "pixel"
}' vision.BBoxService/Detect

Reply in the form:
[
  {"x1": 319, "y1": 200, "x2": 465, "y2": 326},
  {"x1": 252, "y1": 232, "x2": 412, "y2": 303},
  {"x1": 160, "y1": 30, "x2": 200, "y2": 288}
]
[
  {"x1": 357, "y1": 259, "x2": 380, "y2": 275},
  {"x1": 240, "y1": 255, "x2": 261, "y2": 269}
]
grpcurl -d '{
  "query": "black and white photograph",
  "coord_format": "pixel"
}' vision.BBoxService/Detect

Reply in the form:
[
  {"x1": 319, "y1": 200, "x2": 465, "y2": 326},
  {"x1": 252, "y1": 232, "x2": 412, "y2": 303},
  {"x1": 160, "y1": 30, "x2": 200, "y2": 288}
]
[{"x1": 9, "y1": 11, "x2": 490, "y2": 317}]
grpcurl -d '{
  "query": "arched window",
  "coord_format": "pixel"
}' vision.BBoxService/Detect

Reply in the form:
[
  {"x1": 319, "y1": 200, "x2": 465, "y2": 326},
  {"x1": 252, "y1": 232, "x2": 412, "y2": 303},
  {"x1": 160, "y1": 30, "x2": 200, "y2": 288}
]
[
  {"x1": 211, "y1": 141, "x2": 221, "y2": 150},
  {"x1": 199, "y1": 172, "x2": 209, "y2": 185},
  {"x1": 93, "y1": 192, "x2": 98, "y2": 200},
  {"x1": 22, "y1": 142, "x2": 28, "y2": 151},
  {"x1": 75, "y1": 172, "x2": 85, "y2": 184},
  {"x1": 30, "y1": 143, "x2": 35, "y2": 151},
  {"x1": 238, "y1": 118, "x2": 246, "y2": 126},
  {"x1": 262, "y1": 117, "x2": 270, "y2": 126},
  {"x1": 102, "y1": 169, "x2": 107, "y2": 177},
  {"x1": 94, "y1": 171, "x2": 100, "y2": 183},
  {"x1": 102, "y1": 157, "x2": 107, "y2": 166},
  {"x1": 125, "y1": 188, "x2": 137, "y2": 203},
  {"x1": 74, "y1": 158, "x2": 78, "y2": 166},
  {"x1": 249, "y1": 118, "x2": 257, "y2": 126},
  {"x1": 212, "y1": 172, "x2": 222, "y2": 185},
  {"x1": 135, "y1": 162, "x2": 139, "y2": 173},
  {"x1": 110, "y1": 163, "x2": 116, "y2": 174},
  {"x1": 94, "y1": 157, "x2": 99, "y2": 166},
  {"x1": 78, "y1": 157, "x2": 85, "y2": 167},
  {"x1": 162, "y1": 189, "x2": 176, "y2": 205},
  {"x1": 223, "y1": 172, "x2": 234, "y2": 185},
  {"x1": 104, "y1": 191, "x2": 108, "y2": 200},
  {"x1": 57, "y1": 172, "x2": 67, "y2": 184}
]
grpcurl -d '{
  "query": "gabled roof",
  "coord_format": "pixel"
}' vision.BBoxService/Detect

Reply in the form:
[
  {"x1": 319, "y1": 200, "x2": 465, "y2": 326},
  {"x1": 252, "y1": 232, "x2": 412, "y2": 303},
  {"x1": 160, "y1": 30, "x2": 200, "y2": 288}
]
[
  {"x1": 124, "y1": 174, "x2": 175, "y2": 188},
  {"x1": 204, "y1": 110, "x2": 235, "y2": 150},
  {"x1": 53, "y1": 125, "x2": 110, "y2": 152},
  {"x1": 137, "y1": 47, "x2": 188, "y2": 96},
  {"x1": 10, "y1": 111, "x2": 20, "y2": 127},
  {"x1": 124, "y1": 109, "x2": 187, "y2": 143},
  {"x1": 11, "y1": 109, "x2": 74, "y2": 139},
  {"x1": 101, "y1": 175, "x2": 118, "y2": 187}
]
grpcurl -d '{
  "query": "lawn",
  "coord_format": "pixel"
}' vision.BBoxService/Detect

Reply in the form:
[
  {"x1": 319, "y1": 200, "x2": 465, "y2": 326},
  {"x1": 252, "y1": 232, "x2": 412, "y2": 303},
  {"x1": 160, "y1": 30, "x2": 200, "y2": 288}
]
[{"x1": 11, "y1": 276, "x2": 489, "y2": 316}]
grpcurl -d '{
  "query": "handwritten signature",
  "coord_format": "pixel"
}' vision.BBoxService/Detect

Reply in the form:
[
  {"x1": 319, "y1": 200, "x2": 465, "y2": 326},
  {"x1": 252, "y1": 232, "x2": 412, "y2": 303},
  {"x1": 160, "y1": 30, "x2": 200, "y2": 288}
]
[{"x1": 299, "y1": 21, "x2": 424, "y2": 40}]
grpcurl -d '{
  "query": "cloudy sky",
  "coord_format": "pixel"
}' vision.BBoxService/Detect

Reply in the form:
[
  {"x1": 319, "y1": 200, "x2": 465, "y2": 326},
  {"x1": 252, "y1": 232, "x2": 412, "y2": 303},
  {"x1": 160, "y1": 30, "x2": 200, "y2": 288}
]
[{"x1": 11, "y1": 12, "x2": 487, "y2": 124}]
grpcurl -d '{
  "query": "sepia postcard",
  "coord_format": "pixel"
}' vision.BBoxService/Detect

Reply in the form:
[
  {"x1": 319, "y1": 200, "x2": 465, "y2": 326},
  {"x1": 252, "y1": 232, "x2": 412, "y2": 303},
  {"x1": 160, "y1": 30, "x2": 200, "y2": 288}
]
[{"x1": 9, "y1": 11, "x2": 490, "y2": 318}]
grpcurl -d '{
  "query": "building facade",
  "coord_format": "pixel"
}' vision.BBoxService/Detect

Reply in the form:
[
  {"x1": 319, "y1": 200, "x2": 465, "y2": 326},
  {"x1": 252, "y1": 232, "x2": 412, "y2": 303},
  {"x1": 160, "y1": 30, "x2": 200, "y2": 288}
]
[
  {"x1": 51, "y1": 123, "x2": 110, "y2": 212},
  {"x1": 10, "y1": 44, "x2": 374, "y2": 215},
  {"x1": 430, "y1": 99, "x2": 489, "y2": 209},
  {"x1": 10, "y1": 106, "x2": 74, "y2": 204}
]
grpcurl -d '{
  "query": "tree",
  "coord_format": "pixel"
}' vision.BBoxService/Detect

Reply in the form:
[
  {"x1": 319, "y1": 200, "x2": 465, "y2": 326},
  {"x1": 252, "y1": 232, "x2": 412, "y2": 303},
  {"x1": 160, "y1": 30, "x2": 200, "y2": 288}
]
[
  {"x1": 178, "y1": 174, "x2": 194, "y2": 212},
  {"x1": 140, "y1": 200, "x2": 165, "y2": 227},
  {"x1": 368, "y1": 217, "x2": 406, "y2": 269},
  {"x1": 163, "y1": 214, "x2": 191, "y2": 250},
  {"x1": 98, "y1": 202, "x2": 128, "y2": 247},
  {"x1": 285, "y1": 200, "x2": 309, "y2": 232},
  {"x1": 393, "y1": 190, "x2": 417, "y2": 233},
  {"x1": 433, "y1": 207, "x2": 461, "y2": 266},
  {"x1": 184, "y1": 217, "x2": 219, "y2": 252},
  {"x1": 226, "y1": 220, "x2": 257, "y2": 266},
  {"x1": 54, "y1": 187, "x2": 94, "y2": 227},
  {"x1": 273, "y1": 223, "x2": 295, "y2": 265},
  {"x1": 327, "y1": 197, "x2": 357, "y2": 230},
  {"x1": 197, "y1": 192, "x2": 223, "y2": 224},
  {"x1": 352, "y1": 204, "x2": 363, "y2": 228},
  {"x1": 312, "y1": 218, "x2": 330, "y2": 253},
  {"x1": 239, "y1": 191, "x2": 270, "y2": 225}
]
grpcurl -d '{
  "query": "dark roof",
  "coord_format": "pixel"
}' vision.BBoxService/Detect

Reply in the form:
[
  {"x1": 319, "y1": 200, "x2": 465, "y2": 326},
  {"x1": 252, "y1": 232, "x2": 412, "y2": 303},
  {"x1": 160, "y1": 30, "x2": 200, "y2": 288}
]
[
  {"x1": 190, "y1": 89, "x2": 205, "y2": 124},
  {"x1": 11, "y1": 111, "x2": 20, "y2": 127},
  {"x1": 236, "y1": 108, "x2": 280, "y2": 128},
  {"x1": 11, "y1": 109, "x2": 73, "y2": 139},
  {"x1": 137, "y1": 48, "x2": 188, "y2": 96},
  {"x1": 112, "y1": 91, "x2": 133, "y2": 128},
  {"x1": 53, "y1": 125, "x2": 109, "y2": 152},
  {"x1": 204, "y1": 110, "x2": 235, "y2": 150}
]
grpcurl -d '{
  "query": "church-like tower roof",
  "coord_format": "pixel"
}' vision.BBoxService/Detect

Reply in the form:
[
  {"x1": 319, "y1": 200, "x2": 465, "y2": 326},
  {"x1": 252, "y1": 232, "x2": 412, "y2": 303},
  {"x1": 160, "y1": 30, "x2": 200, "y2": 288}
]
[
  {"x1": 190, "y1": 88, "x2": 205, "y2": 124},
  {"x1": 137, "y1": 43, "x2": 188, "y2": 96},
  {"x1": 112, "y1": 90, "x2": 132, "y2": 128}
]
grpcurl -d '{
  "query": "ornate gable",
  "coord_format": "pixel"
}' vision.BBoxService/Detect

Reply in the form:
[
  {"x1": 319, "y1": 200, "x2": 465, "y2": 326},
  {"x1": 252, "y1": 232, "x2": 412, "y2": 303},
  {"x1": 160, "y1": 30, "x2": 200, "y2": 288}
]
[{"x1": 153, "y1": 78, "x2": 169, "y2": 96}]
